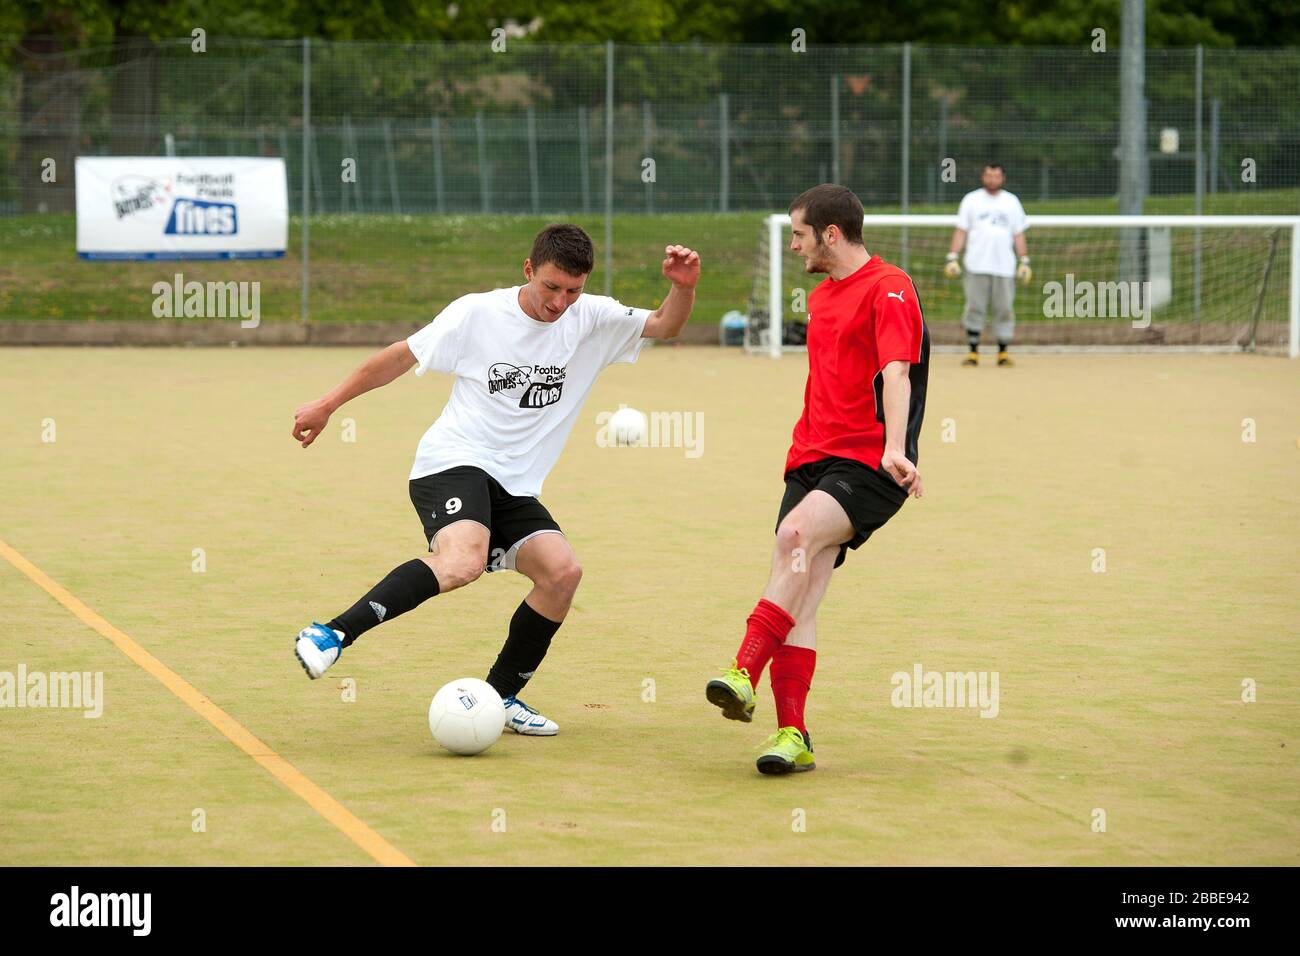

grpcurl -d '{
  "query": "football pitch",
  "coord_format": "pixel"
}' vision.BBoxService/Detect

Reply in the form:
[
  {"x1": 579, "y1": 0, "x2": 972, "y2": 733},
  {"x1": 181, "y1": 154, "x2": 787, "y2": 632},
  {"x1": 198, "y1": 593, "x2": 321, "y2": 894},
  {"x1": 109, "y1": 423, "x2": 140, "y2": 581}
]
[{"x1": 1, "y1": 346, "x2": 1296, "y2": 866}]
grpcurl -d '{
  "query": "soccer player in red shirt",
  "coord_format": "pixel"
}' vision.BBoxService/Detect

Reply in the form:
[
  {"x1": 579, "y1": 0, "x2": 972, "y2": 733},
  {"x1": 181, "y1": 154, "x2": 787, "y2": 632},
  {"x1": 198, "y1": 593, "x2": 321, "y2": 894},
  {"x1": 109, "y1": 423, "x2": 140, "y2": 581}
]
[{"x1": 706, "y1": 184, "x2": 929, "y2": 774}]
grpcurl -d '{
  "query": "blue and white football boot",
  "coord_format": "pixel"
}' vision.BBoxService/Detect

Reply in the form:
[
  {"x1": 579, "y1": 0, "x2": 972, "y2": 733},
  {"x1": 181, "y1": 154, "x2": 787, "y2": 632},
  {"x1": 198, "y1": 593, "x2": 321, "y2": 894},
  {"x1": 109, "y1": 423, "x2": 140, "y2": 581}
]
[
  {"x1": 502, "y1": 696, "x2": 559, "y2": 736},
  {"x1": 295, "y1": 622, "x2": 343, "y2": 680}
]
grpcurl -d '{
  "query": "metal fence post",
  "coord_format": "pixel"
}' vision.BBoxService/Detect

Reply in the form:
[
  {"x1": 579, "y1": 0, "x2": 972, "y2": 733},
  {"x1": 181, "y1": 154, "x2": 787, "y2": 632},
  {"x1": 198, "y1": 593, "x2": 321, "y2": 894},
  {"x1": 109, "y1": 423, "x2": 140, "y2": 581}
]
[
  {"x1": 578, "y1": 106, "x2": 590, "y2": 213},
  {"x1": 604, "y1": 40, "x2": 614, "y2": 296},
  {"x1": 382, "y1": 118, "x2": 401, "y2": 214},
  {"x1": 1194, "y1": 44, "x2": 1203, "y2": 324},
  {"x1": 938, "y1": 96, "x2": 948, "y2": 203},
  {"x1": 526, "y1": 106, "x2": 540, "y2": 214},
  {"x1": 830, "y1": 74, "x2": 840, "y2": 185},
  {"x1": 642, "y1": 100, "x2": 654, "y2": 213},
  {"x1": 476, "y1": 111, "x2": 490, "y2": 213},
  {"x1": 719, "y1": 92, "x2": 729, "y2": 213},
  {"x1": 311, "y1": 133, "x2": 324, "y2": 214},
  {"x1": 430, "y1": 117, "x2": 445, "y2": 214},
  {"x1": 900, "y1": 42, "x2": 911, "y2": 270},
  {"x1": 1119, "y1": 0, "x2": 1146, "y2": 285},
  {"x1": 301, "y1": 36, "x2": 310, "y2": 327},
  {"x1": 343, "y1": 116, "x2": 363, "y2": 212},
  {"x1": 1209, "y1": 98, "x2": 1220, "y2": 194}
]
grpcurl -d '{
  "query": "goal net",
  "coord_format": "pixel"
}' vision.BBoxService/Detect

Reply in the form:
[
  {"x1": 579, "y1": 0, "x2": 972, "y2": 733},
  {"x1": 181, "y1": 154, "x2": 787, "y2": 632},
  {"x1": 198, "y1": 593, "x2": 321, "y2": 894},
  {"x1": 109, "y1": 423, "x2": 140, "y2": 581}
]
[{"x1": 747, "y1": 215, "x2": 1300, "y2": 357}]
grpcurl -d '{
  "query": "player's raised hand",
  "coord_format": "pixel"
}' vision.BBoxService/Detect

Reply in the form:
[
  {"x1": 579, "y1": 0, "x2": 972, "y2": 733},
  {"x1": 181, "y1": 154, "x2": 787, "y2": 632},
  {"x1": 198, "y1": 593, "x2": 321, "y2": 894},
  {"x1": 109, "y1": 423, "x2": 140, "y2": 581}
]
[
  {"x1": 292, "y1": 398, "x2": 332, "y2": 448},
  {"x1": 662, "y1": 244, "x2": 700, "y2": 288},
  {"x1": 881, "y1": 449, "x2": 923, "y2": 498}
]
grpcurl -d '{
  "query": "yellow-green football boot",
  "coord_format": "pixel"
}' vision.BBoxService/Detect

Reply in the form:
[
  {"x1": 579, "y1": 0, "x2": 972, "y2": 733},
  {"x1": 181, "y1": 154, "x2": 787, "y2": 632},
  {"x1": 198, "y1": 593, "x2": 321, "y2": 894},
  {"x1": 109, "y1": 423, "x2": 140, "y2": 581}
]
[
  {"x1": 756, "y1": 726, "x2": 815, "y2": 774},
  {"x1": 705, "y1": 662, "x2": 756, "y2": 722}
]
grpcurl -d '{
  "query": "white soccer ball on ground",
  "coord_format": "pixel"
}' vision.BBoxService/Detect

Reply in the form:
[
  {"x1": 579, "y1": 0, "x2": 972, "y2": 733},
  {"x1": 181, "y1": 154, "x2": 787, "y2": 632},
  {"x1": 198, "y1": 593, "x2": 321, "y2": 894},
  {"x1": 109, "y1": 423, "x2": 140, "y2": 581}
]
[
  {"x1": 428, "y1": 678, "x2": 505, "y2": 755},
  {"x1": 609, "y1": 406, "x2": 648, "y2": 447}
]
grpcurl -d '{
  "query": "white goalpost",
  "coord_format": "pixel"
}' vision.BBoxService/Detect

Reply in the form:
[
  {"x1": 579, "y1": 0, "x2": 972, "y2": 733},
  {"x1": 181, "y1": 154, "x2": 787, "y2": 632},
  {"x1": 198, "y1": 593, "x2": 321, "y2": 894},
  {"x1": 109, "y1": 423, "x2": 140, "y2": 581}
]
[{"x1": 752, "y1": 214, "x2": 1300, "y2": 359}]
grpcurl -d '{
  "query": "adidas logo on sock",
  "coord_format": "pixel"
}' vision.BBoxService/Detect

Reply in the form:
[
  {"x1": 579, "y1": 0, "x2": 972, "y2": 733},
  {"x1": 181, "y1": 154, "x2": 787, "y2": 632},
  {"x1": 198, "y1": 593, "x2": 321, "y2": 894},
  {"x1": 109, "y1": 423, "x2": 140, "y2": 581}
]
[
  {"x1": 518, "y1": 671, "x2": 535, "y2": 680},
  {"x1": 369, "y1": 601, "x2": 387, "y2": 622}
]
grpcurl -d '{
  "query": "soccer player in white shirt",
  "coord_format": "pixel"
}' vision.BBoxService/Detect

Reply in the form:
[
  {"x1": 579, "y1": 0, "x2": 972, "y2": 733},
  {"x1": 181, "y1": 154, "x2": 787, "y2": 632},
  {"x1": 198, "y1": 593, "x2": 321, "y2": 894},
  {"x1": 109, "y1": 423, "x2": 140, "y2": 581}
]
[
  {"x1": 944, "y1": 163, "x2": 1031, "y2": 367},
  {"x1": 290, "y1": 224, "x2": 700, "y2": 735}
]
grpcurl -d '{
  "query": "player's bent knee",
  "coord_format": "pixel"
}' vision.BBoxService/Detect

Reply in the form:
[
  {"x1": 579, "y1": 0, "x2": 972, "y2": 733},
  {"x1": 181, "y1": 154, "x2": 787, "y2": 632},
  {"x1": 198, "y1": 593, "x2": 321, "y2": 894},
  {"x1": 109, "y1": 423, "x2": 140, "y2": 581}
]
[
  {"x1": 775, "y1": 521, "x2": 804, "y2": 557},
  {"x1": 545, "y1": 559, "x2": 583, "y2": 597},
  {"x1": 421, "y1": 550, "x2": 488, "y2": 589},
  {"x1": 458, "y1": 558, "x2": 487, "y2": 587}
]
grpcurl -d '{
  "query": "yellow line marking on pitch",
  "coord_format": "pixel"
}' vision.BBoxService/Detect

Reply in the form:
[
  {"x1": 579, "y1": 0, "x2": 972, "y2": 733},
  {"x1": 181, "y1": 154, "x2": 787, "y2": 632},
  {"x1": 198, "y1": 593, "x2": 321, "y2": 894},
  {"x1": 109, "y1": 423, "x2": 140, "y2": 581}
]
[{"x1": 0, "y1": 537, "x2": 416, "y2": 867}]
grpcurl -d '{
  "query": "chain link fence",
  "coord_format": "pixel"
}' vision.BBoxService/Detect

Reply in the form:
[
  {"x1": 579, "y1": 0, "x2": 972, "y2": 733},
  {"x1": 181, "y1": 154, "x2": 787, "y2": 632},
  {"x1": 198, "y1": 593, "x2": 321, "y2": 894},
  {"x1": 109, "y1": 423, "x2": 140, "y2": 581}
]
[{"x1": 2, "y1": 37, "x2": 1297, "y2": 329}]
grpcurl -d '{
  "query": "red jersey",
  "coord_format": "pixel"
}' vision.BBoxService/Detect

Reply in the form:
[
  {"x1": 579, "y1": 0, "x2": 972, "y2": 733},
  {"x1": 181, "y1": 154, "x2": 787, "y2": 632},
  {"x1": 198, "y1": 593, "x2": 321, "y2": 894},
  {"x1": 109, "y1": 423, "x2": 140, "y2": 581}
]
[{"x1": 785, "y1": 256, "x2": 930, "y2": 475}]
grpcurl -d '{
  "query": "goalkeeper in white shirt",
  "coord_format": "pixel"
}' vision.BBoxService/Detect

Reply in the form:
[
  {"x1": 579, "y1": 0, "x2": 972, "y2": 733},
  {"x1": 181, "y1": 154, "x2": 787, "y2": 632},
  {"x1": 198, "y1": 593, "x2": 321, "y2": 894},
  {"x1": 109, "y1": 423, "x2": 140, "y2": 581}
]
[
  {"x1": 289, "y1": 224, "x2": 699, "y2": 736},
  {"x1": 944, "y1": 163, "x2": 1031, "y2": 367}
]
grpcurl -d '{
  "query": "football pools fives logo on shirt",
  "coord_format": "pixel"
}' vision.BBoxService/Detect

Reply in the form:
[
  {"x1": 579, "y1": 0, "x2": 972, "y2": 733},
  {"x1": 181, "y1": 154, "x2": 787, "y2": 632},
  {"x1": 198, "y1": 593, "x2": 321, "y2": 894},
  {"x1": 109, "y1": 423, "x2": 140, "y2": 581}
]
[{"x1": 487, "y1": 362, "x2": 567, "y2": 408}]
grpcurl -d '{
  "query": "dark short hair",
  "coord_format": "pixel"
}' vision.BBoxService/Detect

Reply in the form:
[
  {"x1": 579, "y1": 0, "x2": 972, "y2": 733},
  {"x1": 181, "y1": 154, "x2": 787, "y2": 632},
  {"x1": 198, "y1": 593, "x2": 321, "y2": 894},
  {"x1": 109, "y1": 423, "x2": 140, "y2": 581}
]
[
  {"x1": 530, "y1": 223, "x2": 595, "y2": 276},
  {"x1": 983, "y1": 163, "x2": 1005, "y2": 174},
  {"x1": 788, "y1": 184, "x2": 864, "y2": 245}
]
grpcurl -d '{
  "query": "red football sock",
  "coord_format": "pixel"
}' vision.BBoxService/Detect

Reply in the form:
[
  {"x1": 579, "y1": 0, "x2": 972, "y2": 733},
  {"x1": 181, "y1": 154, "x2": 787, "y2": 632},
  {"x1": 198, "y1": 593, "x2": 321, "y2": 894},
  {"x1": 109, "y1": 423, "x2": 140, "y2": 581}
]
[
  {"x1": 734, "y1": 598, "x2": 796, "y2": 688},
  {"x1": 771, "y1": 645, "x2": 817, "y2": 734}
]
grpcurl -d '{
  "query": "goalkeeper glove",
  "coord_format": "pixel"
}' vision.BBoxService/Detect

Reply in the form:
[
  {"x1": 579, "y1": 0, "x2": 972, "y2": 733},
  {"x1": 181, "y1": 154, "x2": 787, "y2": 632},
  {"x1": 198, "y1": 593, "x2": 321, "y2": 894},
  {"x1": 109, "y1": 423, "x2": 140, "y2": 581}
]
[
  {"x1": 1016, "y1": 255, "x2": 1032, "y2": 286},
  {"x1": 943, "y1": 252, "x2": 962, "y2": 279}
]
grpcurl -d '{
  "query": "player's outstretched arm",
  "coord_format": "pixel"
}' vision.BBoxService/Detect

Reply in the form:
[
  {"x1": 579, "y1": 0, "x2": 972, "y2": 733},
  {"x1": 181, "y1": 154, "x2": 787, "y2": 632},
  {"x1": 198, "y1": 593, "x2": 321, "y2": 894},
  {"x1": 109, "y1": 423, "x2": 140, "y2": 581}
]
[
  {"x1": 641, "y1": 244, "x2": 701, "y2": 339},
  {"x1": 291, "y1": 340, "x2": 417, "y2": 447},
  {"x1": 879, "y1": 360, "x2": 923, "y2": 498}
]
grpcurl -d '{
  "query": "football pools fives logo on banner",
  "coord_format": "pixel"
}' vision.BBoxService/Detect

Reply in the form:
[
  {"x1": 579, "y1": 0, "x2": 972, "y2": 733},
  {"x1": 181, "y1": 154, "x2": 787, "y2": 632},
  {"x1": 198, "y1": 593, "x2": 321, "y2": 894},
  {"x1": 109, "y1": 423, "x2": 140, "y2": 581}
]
[{"x1": 75, "y1": 156, "x2": 288, "y2": 260}]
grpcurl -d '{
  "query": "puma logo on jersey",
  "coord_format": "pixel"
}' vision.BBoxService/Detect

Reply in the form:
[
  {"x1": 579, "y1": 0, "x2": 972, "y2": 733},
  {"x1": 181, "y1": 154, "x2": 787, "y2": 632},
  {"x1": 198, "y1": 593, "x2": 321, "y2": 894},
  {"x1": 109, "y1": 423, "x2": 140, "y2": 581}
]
[{"x1": 887, "y1": 290, "x2": 906, "y2": 303}]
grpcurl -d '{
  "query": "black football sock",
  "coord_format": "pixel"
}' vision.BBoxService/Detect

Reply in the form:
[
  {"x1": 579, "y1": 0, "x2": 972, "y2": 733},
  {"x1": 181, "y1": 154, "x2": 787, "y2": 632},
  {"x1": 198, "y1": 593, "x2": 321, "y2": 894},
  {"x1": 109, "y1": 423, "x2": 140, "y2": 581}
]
[
  {"x1": 328, "y1": 559, "x2": 440, "y2": 648},
  {"x1": 998, "y1": 341, "x2": 1010, "y2": 352},
  {"x1": 486, "y1": 599, "x2": 563, "y2": 699},
  {"x1": 967, "y1": 331, "x2": 980, "y2": 352}
]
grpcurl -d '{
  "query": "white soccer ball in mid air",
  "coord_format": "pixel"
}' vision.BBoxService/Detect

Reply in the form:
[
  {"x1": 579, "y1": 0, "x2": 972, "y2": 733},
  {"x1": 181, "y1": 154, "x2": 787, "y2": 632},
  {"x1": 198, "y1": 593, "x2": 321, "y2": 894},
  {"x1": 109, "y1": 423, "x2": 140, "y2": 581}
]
[
  {"x1": 428, "y1": 678, "x2": 505, "y2": 755},
  {"x1": 609, "y1": 406, "x2": 648, "y2": 447}
]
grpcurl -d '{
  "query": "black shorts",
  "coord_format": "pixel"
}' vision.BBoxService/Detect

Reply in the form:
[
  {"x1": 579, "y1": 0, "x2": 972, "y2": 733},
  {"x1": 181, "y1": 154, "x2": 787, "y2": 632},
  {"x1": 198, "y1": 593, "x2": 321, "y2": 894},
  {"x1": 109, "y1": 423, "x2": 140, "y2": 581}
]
[
  {"x1": 409, "y1": 466, "x2": 562, "y2": 573},
  {"x1": 777, "y1": 456, "x2": 908, "y2": 569}
]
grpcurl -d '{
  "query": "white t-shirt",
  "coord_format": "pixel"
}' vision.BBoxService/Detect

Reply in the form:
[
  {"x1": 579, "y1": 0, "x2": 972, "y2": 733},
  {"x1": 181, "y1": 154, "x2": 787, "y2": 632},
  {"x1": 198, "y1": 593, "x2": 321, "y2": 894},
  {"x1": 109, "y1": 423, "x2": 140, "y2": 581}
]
[
  {"x1": 406, "y1": 286, "x2": 651, "y2": 497},
  {"x1": 957, "y1": 188, "x2": 1028, "y2": 277}
]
